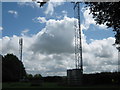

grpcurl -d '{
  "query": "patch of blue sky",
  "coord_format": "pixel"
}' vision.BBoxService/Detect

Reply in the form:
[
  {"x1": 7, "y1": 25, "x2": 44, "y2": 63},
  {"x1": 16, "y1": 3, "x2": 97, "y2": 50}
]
[
  {"x1": 84, "y1": 24, "x2": 114, "y2": 43},
  {"x1": 2, "y1": 2, "x2": 46, "y2": 37},
  {"x1": 2, "y1": 2, "x2": 115, "y2": 43}
]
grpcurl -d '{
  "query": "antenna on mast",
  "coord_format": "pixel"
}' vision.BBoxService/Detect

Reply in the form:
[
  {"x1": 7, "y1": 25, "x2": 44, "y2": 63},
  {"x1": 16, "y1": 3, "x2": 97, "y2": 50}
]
[
  {"x1": 73, "y1": 2, "x2": 83, "y2": 72},
  {"x1": 67, "y1": 2, "x2": 83, "y2": 86},
  {"x1": 19, "y1": 38, "x2": 23, "y2": 62},
  {"x1": 19, "y1": 38, "x2": 23, "y2": 80}
]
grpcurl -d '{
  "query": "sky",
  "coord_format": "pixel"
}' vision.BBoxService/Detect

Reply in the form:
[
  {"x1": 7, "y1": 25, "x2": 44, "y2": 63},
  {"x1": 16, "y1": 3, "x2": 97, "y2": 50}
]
[{"x1": 0, "y1": 1, "x2": 118, "y2": 76}]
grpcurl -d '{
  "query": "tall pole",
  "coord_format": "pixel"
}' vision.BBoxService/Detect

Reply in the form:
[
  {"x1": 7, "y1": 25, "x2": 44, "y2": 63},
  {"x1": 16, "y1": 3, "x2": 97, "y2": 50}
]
[
  {"x1": 74, "y1": 2, "x2": 83, "y2": 73},
  {"x1": 19, "y1": 38, "x2": 23, "y2": 62},
  {"x1": 118, "y1": 46, "x2": 120, "y2": 72},
  {"x1": 78, "y1": 2, "x2": 83, "y2": 72},
  {"x1": 19, "y1": 38, "x2": 23, "y2": 80}
]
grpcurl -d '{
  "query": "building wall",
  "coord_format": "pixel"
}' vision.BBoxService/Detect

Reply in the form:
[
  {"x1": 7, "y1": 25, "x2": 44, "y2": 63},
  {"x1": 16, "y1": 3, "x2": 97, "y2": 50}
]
[{"x1": 67, "y1": 69, "x2": 83, "y2": 86}]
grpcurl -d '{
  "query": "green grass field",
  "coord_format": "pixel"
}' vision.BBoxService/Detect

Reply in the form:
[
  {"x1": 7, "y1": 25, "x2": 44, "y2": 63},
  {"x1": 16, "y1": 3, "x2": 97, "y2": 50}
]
[{"x1": 2, "y1": 82, "x2": 120, "y2": 89}]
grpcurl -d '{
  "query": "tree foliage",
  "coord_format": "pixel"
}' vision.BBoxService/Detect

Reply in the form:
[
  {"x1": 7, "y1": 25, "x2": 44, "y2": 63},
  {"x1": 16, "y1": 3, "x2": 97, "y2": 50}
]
[
  {"x1": 85, "y1": 2, "x2": 120, "y2": 45},
  {"x1": 34, "y1": 74, "x2": 42, "y2": 79},
  {"x1": 2, "y1": 54, "x2": 26, "y2": 82},
  {"x1": 26, "y1": 74, "x2": 42, "y2": 81}
]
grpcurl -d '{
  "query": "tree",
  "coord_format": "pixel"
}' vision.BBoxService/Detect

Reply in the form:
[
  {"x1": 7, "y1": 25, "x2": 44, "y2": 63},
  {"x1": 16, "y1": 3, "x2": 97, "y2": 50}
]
[
  {"x1": 26, "y1": 74, "x2": 33, "y2": 81},
  {"x1": 37, "y1": 1, "x2": 47, "y2": 7},
  {"x1": 85, "y1": 2, "x2": 120, "y2": 49},
  {"x1": 34, "y1": 74, "x2": 42, "y2": 79},
  {"x1": 2, "y1": 54, "x2": 26, "y2": 82}
]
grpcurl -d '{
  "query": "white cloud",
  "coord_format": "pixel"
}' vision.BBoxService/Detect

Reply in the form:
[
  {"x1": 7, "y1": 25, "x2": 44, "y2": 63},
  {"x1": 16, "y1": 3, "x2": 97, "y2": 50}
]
[
  {"x1": 19, "y1": 0, "x2": 32, "y2": 1},
  {"x1": 30, "y1": 16, "x2": 75, "y2": 54},
  {"x1": 2, "y1": 0, "x2": 32, "y2": 2},
  {"x1": 17, "y1": 2, "x2": 40, "y2": 8},
  {"x1": 2, "y1": 35, "x2": 20, "y2": 56},
  {"x1": 82, "y1": 7, "x2": 107, "y2": 30},
  {"x1": 44, "y1": 2, "x2": 54, "y2": 15},
  {"x1": 0, "y1": 27, "x2": 3, "y2": 31},
  {"x1": 82, "y1": 8, "x2": 95, "y2": 30},
  {"x1": 62, "y1": 10, "x2": 67, "y2": 16},
  {"x1": 21, "y1": 29, "x2": 29, "y2": 36},
  {"x1": 1, "y1": 16, "x2": 118, "y2": 76},
  {"x1": 17, "y1": 1, "x2": 68, "y2": 17},
  {"x1": 33, "y1": 17, "x2": 47, "y2": 23},
  {"x1": 45, "y1": 1, "x2": 64, "y2": 15},
  {"x1": 8, "y1": 10, "x2": 18, "y2": 17}
]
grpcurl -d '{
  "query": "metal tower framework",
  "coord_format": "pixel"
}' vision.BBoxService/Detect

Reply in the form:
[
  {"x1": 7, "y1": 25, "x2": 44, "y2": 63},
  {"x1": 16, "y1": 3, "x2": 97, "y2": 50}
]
[
  {"x1": 19, "y1": 38, "x2": 23, "y2": 62},
  {"x1": 19, "y1": 38, "x2": 23, "y2": 80},
  {"x1": 73, "y1": 2, "x2": 83, "y2": 72}
]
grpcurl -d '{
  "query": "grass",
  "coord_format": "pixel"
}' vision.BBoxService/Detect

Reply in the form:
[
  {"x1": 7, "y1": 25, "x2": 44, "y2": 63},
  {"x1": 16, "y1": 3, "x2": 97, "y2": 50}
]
[
  {"x1": 2, "y1": 82, "x2": 120, "y2": 89},
  {"x1": 2, "y1": 82, "x2": 64, "y2": 88}
]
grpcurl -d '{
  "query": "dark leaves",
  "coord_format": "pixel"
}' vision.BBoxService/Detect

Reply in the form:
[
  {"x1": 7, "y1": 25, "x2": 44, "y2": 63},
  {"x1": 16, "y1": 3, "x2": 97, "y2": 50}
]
[{"x1": 85, "y1": 2, "x2": 120, "y2": 45}]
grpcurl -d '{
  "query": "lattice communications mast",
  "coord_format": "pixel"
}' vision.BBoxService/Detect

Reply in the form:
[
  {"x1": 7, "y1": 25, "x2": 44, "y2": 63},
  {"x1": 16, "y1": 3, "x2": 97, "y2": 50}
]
[
  {"x1": 73, "y1": 2, "x2": 83, "y2": 72},
  {"x1": 19, "y1": 38, "x2": 23, "y2": 62},
  {"x1": 19, "y1": 38, "x2": 23, "y2": 80}
]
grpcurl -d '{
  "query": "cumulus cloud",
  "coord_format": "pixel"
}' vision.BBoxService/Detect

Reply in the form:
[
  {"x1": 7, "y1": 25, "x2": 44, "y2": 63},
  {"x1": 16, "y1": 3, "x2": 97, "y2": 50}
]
[
  {"x1": 17, "y1": 2, "x2": 40, "y2": 8},
  {"x1": 62, "y1": 10, "x2": 67, "y2": 16},
  {"x1": 2, "y1": 0, "x2": 32, "y2": 2},
  {"x1": 30, "y1": 16, "x2": 75, "y2": 54},
  {"x1": 17, "y1": 0, "x2": 62, "y2": 12},
  {"x1": 1, "y1": 16, "x2": 118, "y2": 76},
  {"x1": 21, "y1": 29, "x2": 29, "y2": 36},
  {"x1": 44, "y1": 1, "x2": 64, "y2": 15},
  {"x1": 81, "y1": 7, "x2": 107, "y2": 30},
  {"x1": 33, "y1": 17, "x2": 47, "y2": 23},
  {"x1": 17, "y1": 1, "x2": 62, "y2": 16},
  {"x1": 82, "y1": 37, "x2": 118, "y2": 73},
  {"x1": 20, "y1": 0, "x2": 32, "y2": 1},
  {"x1": 0, "y1": 27, "x2": 3, "y2": 31},
  {"x1": 2, "y1": 35, "x2": 20, "y2": 56},
  {"x1": 8, "y1": 10, "x2": 18, "y2": 17}
]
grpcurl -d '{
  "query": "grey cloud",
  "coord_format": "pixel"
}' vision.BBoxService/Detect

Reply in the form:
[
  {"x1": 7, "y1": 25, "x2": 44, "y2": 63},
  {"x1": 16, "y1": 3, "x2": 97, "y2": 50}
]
[
  {"x1": 1, "y1": 16, "x2": 118, "y2": 76},
  {"x1": 2, "y1": 36, "x2": 19, "y2": 56},
  {"x1": 30, "y1": 17, "x2": 75, "y2": 54}
]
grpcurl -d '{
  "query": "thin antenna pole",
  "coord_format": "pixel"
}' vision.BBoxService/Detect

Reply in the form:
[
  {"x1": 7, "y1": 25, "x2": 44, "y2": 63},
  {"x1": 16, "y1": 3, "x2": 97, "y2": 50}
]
[
  {"x1": 19, "y1": 38, "x2": 23, "y2": 80},
  {"x1": 19, "y1": 38, "x2": 23, "y2": 62},
  {"x1": 118, "y1": 47, "x2": 120, "y2": 72}
]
